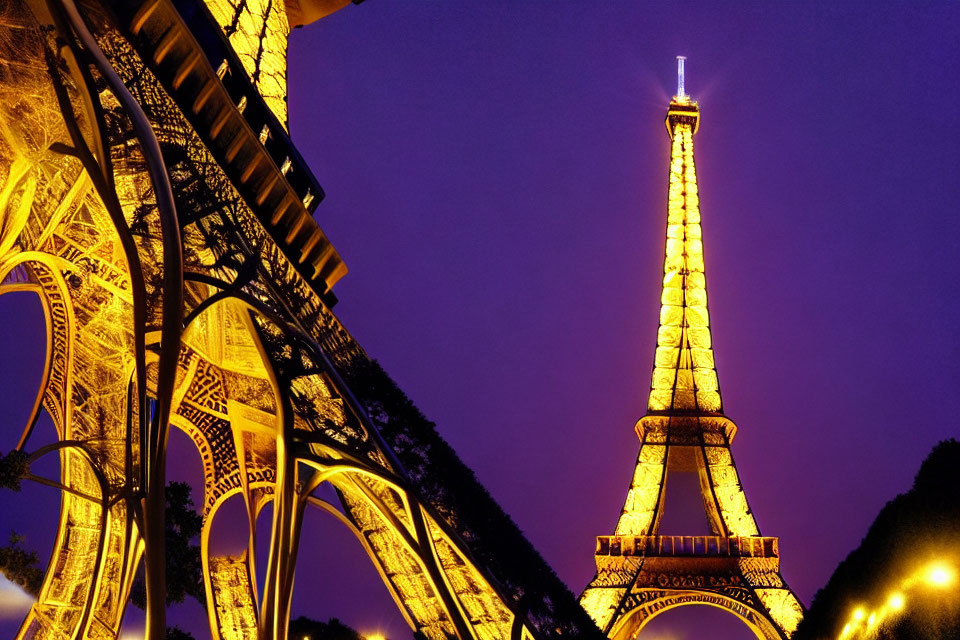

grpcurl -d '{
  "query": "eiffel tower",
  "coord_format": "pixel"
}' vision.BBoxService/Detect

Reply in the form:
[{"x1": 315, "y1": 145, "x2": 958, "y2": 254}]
[
  {"x1": 579, "y1": 58, "x2": 805, "y2": 640},
  {"x1": 0, "y1": 3, "x2": 600, "y2": 640}
]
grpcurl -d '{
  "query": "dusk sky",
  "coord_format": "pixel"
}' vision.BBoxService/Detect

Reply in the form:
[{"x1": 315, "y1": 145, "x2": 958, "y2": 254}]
[{"x1": 2, "y1": 2, "x2": 960, "y2": 640}]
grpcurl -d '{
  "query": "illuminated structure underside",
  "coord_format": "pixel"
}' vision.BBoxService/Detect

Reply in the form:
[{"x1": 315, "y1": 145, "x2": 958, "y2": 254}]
[
  {"x1": 0, "y1": 2, "x2": 572, "y2": 640},
  {"x1": 578, "y1": 76, "x2": 805, "y2": 639}
]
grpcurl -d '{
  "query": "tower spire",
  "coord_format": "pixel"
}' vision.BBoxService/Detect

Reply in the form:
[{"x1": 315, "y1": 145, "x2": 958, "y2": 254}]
[
  {"x1": 676, "y1": 55, "x2": 686, "y2": 98},
  {"x1": 652, "y1": 60, "x2": 713, "y2": 414}
]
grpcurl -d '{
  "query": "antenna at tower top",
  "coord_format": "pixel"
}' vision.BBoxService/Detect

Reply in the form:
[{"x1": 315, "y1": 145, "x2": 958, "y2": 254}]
[{"x1": 676, "y1": 56, "x2": 687, "y2": 98}]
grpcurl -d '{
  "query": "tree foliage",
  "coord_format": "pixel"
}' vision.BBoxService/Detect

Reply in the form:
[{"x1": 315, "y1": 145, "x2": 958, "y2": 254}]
[
  {"x1": 0, "y1": 530, "x2": 44, "y2": 596},
  {"x1": 794, "y1": 439, "x2": 960, "y2": 640},
  {"x1": 165, "y1": 626, "x2": 195, "y2": 640},
  {"x1": 0, "y1": 449, "x2": 28, "y2": 491},
  {"x1": 288, "y1": 616, "x2": 364, "y2": 640},
  {"x1": 131, "y1": 481, "x2": 204, "y2": 608}
]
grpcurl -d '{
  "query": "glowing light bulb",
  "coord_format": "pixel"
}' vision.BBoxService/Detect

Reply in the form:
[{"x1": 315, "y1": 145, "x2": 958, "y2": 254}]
[
  {"x1": 852, "y1": 607, "x2": 866, "y2": 622},
  {"x1": 926, "y1": 563, "x2": 955, "y2": 587},
  {"x1": 888, "y1": 592, "x2": 905, "y2": 610}
]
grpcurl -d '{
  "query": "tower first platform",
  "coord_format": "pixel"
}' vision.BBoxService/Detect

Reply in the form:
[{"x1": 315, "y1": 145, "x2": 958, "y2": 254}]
[{"x1": 578, "y1": 59, "x2": 804, "y2": 639}]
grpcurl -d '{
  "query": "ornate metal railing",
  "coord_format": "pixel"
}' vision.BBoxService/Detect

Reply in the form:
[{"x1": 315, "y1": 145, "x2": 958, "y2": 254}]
[{"x1": 595, "y1": 534, "x2": 780, "y2": 558}]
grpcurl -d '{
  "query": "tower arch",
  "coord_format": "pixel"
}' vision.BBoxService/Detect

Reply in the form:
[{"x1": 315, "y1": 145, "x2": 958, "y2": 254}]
[{"x1": 611, "y1": 592, "x2": 782, "y2": 640}]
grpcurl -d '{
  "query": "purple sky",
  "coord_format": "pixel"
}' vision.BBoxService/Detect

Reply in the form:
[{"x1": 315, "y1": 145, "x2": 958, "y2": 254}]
[{"x1": 3, "y1": 2, "x2": 960, "y2": 640}]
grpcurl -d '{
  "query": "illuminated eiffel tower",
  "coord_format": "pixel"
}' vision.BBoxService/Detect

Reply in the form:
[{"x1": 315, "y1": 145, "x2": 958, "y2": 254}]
[
  {"x1": 0, "y1": 3, "x2": 600, "y2": 640},
  {"x1": 579, "y1": 58, "x2": 805, "y2": 639}
]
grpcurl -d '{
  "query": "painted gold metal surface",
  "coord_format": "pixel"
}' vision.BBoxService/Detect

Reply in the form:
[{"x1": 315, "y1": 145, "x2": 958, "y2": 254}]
[{"x1": 0, "y1": 2, "x2": 539, "y2": 640}]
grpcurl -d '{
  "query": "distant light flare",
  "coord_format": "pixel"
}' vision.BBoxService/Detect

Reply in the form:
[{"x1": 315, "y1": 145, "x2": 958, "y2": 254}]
[
  {"x1": 836, "y1": 559, "x2": 958, "y2": 639},
  {"x1": 887, "y1": 592, "x2": 905, "y2": 611},
  {"x1": 925, "y1": 563, "x2": 955, "y2": 587}
]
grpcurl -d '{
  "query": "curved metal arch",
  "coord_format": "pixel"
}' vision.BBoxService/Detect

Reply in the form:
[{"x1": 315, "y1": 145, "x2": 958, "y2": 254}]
[
  {"x1": 305, "y1": 494, "x2": 421, "y2": 631},
  {"x1": 0, "y1": 253, "x2": 79, "y2": 444},
  {"x1": 166, "y1": 293, "x2": 278, "y2": 640},
  {"x1": 298, "y1": 453, "x2": 409, "y2": 499},
  {"x1": 171, "y1": 293, "x2": 288, "y2": 640},
  {"x1": 299, "y1": 461, "x2": 418, "y2": 551},
  {"x1": 181, "y1": 259, "x2": 264, "y2": 331},
  {"x1": 16, "y1": 436, "x2": 113, "y2": 640},
  {"x1": 234, "y1": 301, "x2": 443, "y2": 639},
  {"x1": 242, "y1": 292, "x2": 528, "y2": 640},
  {"x1": 611, "y1": 592, "x2": 781, "y2": 640},
  {"x1": 295, "y1": 449, "x2": 522, "y2": 640},
  {"x1": 297, "y1": 473, "x2": 465, "y2": 637},
  {"x1": 0, "y1": 265, "x2": 55, "y2": 451},
  {"x1": 26, "y1": 439, "x2": 110, "y2": 495},
  {"x1": 149, "y1": 290, "x2": 530, "y2": 640},
  {"x1": 198, "y1": 482, "x2": 273, "y2": 640},
  {"x1": 179, "y1": 269, "x2": 407, "y2": 480}
]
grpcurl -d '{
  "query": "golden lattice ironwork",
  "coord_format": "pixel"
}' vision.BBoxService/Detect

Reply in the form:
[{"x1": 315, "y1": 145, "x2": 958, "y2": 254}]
[
  {"x1": 579, "y1": 60, "x2": 805, "y2": 640},
  {"x1": 0, "y1": 3, "x2": 584, "y2": 640}
]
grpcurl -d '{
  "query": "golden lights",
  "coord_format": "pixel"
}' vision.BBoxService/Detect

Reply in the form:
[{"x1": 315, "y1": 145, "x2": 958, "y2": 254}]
[
  {"x1": 836, "y1": 559, "x2": 959, "y2": 639},
  {"x1": 648, "y1": 116, "x2": 721, "y2": 414},
  {"x1": 204, "y1": 0, "x2": 292, "y2": 125},
  {"x1": 925, "y1": 563, "x2": 955, "y2": 587}
]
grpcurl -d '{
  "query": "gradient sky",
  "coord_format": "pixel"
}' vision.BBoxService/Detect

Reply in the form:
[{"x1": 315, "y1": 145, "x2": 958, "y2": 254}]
[{"x1": 3, "y1": 2, "x2": 960, "y2": 640}]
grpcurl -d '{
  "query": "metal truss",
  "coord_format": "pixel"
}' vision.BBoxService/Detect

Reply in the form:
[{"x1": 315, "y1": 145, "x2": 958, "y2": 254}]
[{"x1": 0, "y1": 3, "x2": 565, "y2": 640}]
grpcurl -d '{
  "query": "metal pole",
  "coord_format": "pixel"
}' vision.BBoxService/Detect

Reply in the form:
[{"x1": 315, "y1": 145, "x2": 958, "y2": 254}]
[{"x1": 677, "y1": 55, "x2": 686, "y2": 98}]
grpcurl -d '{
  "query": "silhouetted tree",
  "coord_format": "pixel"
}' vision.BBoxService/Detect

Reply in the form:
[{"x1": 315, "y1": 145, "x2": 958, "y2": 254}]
[
  {"x1": 165, "y1": 626, "x2": 196, "y2": 640},
  {"x1": 131, "y1": 481, "x2": 204, "y2": 607},
  {"x1": 288, "y1": 616, "x2": 363, "y2": 640},
  {"x1": 0, "y1": 531, "x2": 43, "y2": 595},
  {"x1": 0, "y1": 449, "x2": 43, "y2": 595},
  {"x1": 0, "y1": 449, "x2": 28, "y2": 490},
  {"x1": 795, "y1": 439, "x2": 960, "y2": 640}
]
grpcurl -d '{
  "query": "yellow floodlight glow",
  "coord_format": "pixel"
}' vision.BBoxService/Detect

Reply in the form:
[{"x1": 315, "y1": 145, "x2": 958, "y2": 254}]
[
  {"x1": 925, "y1": 563, "x2": 955, "y2": 587},
  {"x1": 852, "y1": 607, "x2": 866, "y2": 622},
  {"x1": 365, "y1": 634, "x2": 387, "y2": 640},
  {"x1": 888, "y1": 591, "x2": 905, "y2": 610}
]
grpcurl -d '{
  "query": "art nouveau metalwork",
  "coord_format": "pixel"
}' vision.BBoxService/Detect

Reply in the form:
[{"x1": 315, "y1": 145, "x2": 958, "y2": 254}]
[
  {"x1": 579, "y1": 60, "x2": 805, "y2": 639},
  {"x1": 0, "y1": 2, "x2": 587, "y2": 640}
]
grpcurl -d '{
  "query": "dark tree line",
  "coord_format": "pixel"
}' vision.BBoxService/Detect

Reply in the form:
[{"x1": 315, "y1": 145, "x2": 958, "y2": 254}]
[
  {"x1": 794, "y1": 439, "x2": 960, "y2": 640},
  {"x1": 288, "y1": 617, "x2": 365, "y2": 640},
  {"x1": 130, "y1": 481, "x2": 205, "y2": 608}
]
